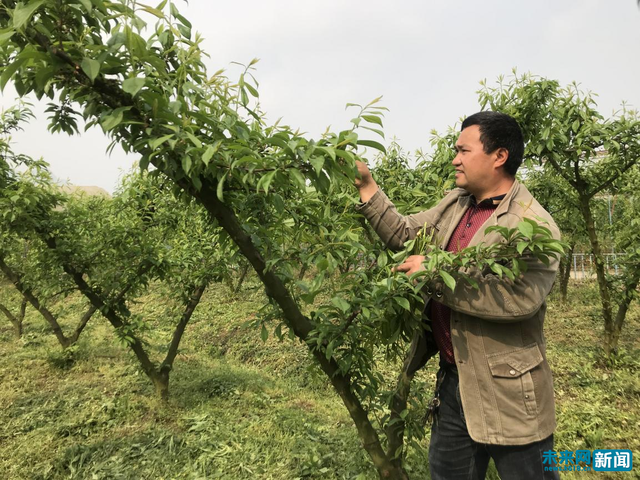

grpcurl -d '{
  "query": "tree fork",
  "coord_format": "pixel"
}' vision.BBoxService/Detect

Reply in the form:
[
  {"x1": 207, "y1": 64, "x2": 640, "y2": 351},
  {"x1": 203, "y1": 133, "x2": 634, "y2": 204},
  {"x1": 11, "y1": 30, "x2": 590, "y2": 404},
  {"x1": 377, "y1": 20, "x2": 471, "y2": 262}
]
[{"x1": 0, "y1": 254, "x2": 72, "y2": 347}]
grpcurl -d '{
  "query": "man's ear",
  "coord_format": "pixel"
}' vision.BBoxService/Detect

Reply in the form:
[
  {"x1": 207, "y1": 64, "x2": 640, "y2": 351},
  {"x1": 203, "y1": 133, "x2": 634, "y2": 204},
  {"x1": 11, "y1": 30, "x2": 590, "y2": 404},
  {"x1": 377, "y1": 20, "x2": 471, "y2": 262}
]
[{"x1": 494, "y1": 148, "x2": 509, "y2": 169}]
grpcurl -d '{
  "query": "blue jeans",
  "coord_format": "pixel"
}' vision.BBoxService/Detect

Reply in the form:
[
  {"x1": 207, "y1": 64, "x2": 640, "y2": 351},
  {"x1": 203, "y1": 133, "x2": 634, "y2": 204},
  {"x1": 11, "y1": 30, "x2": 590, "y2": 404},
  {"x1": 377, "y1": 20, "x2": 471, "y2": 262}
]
[{"x1": 428, "y1": 364, "x2": 560, "y2": 480}]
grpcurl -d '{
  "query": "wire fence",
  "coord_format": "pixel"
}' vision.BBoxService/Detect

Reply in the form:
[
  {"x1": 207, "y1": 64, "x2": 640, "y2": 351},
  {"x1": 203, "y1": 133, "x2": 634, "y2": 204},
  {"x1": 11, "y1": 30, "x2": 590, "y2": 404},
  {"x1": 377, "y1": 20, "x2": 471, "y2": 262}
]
[{"x1": 570, "y1": 253, "x2": 624, "y2": 280}]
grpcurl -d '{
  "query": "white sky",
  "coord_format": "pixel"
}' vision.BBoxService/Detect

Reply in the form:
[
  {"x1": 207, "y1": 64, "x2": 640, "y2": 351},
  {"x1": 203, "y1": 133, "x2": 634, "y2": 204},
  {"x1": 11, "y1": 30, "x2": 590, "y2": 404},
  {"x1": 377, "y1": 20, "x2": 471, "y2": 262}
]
[{"x1": 2, "y1": 0, "x2": 639, "y2": 192}]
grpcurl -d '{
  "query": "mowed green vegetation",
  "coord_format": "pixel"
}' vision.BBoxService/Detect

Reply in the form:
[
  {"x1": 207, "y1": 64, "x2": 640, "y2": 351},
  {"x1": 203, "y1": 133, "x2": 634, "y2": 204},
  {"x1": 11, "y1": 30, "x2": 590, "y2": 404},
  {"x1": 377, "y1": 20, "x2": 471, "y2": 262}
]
[{"x1": 1, "y1": 278, "x2": 638, "y2": 480}]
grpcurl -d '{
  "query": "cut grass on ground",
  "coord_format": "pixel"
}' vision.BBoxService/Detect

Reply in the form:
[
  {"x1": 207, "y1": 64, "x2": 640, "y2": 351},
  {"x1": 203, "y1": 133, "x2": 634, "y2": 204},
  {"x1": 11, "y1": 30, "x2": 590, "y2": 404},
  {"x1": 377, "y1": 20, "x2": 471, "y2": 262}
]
[{"x1": 0, "y1": 279, "x2": 638, "y2": 479}]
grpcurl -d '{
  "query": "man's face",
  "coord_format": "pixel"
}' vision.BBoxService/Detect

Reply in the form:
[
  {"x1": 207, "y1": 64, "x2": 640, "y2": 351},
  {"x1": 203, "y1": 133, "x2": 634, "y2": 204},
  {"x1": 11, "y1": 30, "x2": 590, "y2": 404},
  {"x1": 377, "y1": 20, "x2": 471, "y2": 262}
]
[{"x1": 452, "y1": 125, "x2": 497, "y2": 197}]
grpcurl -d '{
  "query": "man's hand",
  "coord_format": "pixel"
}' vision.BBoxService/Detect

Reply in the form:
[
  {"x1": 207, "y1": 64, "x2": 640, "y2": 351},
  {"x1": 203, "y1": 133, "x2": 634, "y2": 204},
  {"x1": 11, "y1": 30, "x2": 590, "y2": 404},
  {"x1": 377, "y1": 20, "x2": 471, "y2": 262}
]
[
  {"x1": 355, "y1": 160, "x2": 379, "y2": 203},
  {"x1": 393, "y1": 255, "x2": 426, "y2": 276}
]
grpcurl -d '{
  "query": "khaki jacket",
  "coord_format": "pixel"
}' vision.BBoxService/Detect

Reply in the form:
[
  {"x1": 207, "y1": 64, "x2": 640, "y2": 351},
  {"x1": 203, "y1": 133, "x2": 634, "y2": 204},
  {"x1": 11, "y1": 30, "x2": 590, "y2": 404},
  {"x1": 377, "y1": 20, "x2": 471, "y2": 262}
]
[{"x1": 357, "y1": 180, "x2": 560, "y2": 445}]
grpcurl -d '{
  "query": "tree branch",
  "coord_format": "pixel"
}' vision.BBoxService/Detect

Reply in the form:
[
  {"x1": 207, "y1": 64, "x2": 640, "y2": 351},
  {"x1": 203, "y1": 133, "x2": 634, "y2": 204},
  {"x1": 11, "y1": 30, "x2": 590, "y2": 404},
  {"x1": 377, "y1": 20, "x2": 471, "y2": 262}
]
[
  {"x1": 160, "y1": 281, "x2": 207, "y2": 374},
  {"x1": 586, "y1": 157, "x2": 639, "y2": 200},
  {"x1": 38, "y1": 235, "x2": 158, "y2": 378}
]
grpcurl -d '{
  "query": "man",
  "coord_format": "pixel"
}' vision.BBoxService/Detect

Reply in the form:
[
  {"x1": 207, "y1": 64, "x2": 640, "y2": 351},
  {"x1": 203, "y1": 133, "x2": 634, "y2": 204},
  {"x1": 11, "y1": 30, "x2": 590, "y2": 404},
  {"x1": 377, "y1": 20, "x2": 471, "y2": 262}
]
[{"x1": 355, "y1": 111, "x2": 560, "y2": 480}]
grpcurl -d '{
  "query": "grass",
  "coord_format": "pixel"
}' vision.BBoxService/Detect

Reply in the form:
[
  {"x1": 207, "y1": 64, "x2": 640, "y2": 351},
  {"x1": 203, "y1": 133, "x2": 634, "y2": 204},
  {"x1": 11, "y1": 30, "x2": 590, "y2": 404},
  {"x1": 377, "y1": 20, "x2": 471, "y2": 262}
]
[{"x1": 0, "y1": 279, "x2": 638, "y2": 479}]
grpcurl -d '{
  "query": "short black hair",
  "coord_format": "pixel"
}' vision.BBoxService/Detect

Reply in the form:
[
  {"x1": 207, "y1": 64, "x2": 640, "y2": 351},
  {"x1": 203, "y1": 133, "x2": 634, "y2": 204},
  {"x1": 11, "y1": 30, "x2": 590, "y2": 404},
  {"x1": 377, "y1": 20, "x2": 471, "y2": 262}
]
[{"x1": 461, "y1": 111, "x2": 524, "y2": 176}]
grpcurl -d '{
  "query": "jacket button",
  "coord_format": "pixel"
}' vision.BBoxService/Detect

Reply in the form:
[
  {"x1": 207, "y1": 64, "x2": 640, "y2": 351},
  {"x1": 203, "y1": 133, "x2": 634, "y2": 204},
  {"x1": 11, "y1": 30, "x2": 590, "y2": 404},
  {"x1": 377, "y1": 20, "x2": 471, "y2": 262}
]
[
  {"x1": 525, "y1": 394, "x2": 530, "y2": 399},
  {"x1": 509, "y1": 369, "x2": 517, "y2": 376},
  {"x1": 458, "y1": 360, "x2": 464, "y2": 364}
]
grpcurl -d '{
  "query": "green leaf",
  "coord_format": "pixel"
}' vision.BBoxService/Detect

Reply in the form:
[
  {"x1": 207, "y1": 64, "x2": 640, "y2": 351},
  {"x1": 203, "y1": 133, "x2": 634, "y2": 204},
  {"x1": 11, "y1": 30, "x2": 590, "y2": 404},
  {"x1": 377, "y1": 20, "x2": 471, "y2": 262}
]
[
  {"x1": 13, "y1": 0, "x2": 46, "y2": 29},
  {"x1": 517, "y1": 221, "x2": 534, "y2": 239},
  {"x1": 316, "y1": 256, "x2": 329, "y2": 271},
  {"x1": 257, "y1": 170, "x2": 277, "y2": 194},
  {"x1": 202, "y1": 145, "x2": 215, "y2": 166},
  {"x1": 34, "y1": 65, "x2": 55, "y2": 90},
  {"x1": 361, "y1": 114, "x2": 383, "y2": 127},
  {"x1": 490, "y1": 263, "x2": 504, "y2": 277},
  {"x1": 377, "y1": 251, "x2": 387, "y2": 269},
  {"x1": 261, "y1": 324, "x2": 268, "y2": 342},
  {"x1": 0, "y1": 56, "x2": 26, "y2": 91},
  {"x1": 309, "y1": 156, "x2": 324, "y2": 175},
  {"x1": 149, "y1": 134, "x2": 174, "y2": 150},
  {"x1": 394, "y1": 297, "x2": 411, "y2": 311},
  {"x1": 81, "y1": 58, "x2": 101, "y2": 82},
  {"x1": 572, "y1": 119, "x2": 580, "y2": 132},
  {"x1": 325, "y1": 340, "x2": 336, "y2": 359},
  {"x1": 334, "y1": 149, "x2": 355, "y2": 163},
  {"x1": 516, "y1": 242, "x2": 528, "y2": 255},
  {"x1": 0, "y1": 28, "x2": 16, "y2": 45},
  {"x1": 272, "y1": 193, "x2": 285, "y2": 214},
  {"x1": 357, "y1": 139, "x2": 386, "y2": 153},
  {"x1": 181, "y1": 154, "x2": 192, "y2": 174},
  {"x1": 545, "y1": 241, "x2": 565, "y2": 254},
  {"x1": 100, "y1": 109, "x2": 123, "y2": 131},
  {"x1": 360, "y1": 125, "x2": 385, "y2": 138},
  {"x1": 186, "y1": 132, "x2": 202, "y2": 149},
  {"x1": 122, "y1": 77, "x2": 145, "y2": 97},
  {"x1": 140, "y1": 5, "x2": 164, "y2": 18},
  {"x1": 331, "y1": 297, "x2": 350, "y2": 313},
  {"x1": 289, "y1": 169, "x2": 307, "y2": 188},
  {"x1": 245, "y1": 83, "x2": 259, "y2": 98},
  {"x1": 439, "y1": 270, "x2": 456, "y2": 291},
  {"x1": 216, "y1": 172, "x2": 227, "y2": 201},
  {"x1": 78, "y1": 0, "x2": 92, "y2": 11},
  {"x1": 177, "y1": 24, "x2": 191, "y2": 39},
  {"x1": 316, "y1": 146, "x2": 336, "y2": 161}
]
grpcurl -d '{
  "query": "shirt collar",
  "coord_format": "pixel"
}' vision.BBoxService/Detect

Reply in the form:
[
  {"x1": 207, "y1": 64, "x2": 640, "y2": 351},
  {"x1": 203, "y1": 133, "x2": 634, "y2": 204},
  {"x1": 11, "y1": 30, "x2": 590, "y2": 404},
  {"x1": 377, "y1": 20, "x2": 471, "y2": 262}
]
[{"x1": 470, "y1": 193, "x2": 506, "y2": 208}]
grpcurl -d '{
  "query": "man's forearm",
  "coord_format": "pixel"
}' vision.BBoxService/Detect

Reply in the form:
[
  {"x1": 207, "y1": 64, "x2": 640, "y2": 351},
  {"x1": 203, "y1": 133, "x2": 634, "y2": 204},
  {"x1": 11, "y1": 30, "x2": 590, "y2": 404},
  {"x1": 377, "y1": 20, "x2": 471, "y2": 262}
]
[{"x1": 357, "y1": 181, "x2": 379, "y2": 203}]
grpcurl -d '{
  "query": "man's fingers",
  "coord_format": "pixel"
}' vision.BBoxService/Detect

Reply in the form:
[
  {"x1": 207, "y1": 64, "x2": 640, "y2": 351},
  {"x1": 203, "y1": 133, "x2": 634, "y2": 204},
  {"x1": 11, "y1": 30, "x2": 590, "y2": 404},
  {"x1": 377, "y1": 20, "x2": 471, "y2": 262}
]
[
  {"x1": 393, "y1": 263, "x2": 410, "y2": 272},
  {"x1": 393, "y1": 255, "x2": 426, "y2": 275}
]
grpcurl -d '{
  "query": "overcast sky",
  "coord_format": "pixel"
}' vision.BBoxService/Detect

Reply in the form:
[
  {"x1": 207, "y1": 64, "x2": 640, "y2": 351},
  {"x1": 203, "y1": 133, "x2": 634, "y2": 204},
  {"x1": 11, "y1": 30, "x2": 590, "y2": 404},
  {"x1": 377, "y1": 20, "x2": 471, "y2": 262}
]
[{"x1": 2, "y1": 0, "x2": 639, "y2": 192}]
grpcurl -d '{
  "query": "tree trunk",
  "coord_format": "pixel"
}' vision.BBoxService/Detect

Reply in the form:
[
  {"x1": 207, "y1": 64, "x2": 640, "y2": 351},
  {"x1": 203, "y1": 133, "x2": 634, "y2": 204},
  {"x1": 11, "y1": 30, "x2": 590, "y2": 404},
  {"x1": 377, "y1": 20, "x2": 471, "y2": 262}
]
[
  {"x1": 187, "y1": 177, "x2": 408, "y2": 478},
  {"x1": 558, "y1": 243, "x2": 574, "y2": 303},
  {"x1": 234, "y1": 263, "x2": 249, "y2": 293},
  {"x1": 385, "y1": 331, "x2": 424, "y2": 470},
  {"x1": 152, "y1": 371, "x2": 170, "y2": 401},
  {"x1": 608, "y1": 273, "x2": 640, "y2": 358},
  {"x1": 577, "y1": 196, "x2": 615, "y2": 356}
]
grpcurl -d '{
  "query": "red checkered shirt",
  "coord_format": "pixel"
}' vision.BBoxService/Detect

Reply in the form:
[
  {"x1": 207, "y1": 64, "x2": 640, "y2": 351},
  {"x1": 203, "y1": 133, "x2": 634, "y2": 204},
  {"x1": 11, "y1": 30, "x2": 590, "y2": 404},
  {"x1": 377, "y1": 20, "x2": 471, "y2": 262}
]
[{"x1": 430, "y1": 195, "x2": 504, "y2": 365}]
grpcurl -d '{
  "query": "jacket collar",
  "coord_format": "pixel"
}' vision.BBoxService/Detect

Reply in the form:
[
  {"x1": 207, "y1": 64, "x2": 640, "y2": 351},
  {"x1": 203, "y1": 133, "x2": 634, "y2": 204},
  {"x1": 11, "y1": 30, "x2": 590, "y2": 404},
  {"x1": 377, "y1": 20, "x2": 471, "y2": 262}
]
[
  {"x1": 494, "y1": 179, "x2": 520, "y2": 218},
  {"x1": 455, "y1": 179, "x2": 519, "y2": 218}
]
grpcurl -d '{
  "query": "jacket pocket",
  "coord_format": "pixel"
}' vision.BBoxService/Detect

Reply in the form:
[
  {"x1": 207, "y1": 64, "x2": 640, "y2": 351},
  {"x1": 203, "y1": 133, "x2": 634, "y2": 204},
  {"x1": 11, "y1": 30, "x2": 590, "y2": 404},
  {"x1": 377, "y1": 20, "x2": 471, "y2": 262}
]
[{"x1": 486, "y1": 343, "x2": 543, "y2": 416}]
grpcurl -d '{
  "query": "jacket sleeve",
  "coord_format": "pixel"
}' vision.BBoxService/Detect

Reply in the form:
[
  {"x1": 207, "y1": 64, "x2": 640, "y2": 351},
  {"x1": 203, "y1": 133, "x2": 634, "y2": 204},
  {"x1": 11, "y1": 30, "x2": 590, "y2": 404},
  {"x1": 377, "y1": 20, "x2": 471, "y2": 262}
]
[
  {"x1": 435, "y1": 215, "x2": 561, "y2": 323},
  {"x1": 436, "y1": 252, "x2": 559, "y2": 322},
  {"x1": 356, "y1": 188, "x2": 457, "y2": 251}
]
